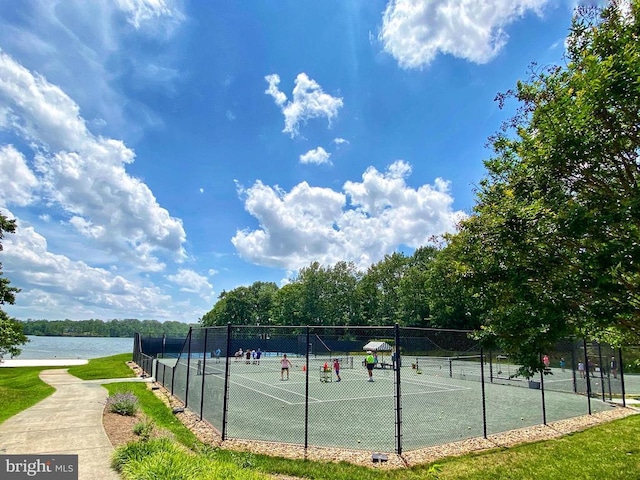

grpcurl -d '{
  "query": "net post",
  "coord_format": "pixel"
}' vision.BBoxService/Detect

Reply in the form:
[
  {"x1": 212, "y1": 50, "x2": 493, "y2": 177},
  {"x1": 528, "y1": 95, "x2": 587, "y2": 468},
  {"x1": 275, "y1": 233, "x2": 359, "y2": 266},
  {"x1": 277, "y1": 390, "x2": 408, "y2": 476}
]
[
  {"x1": 394, "y1": 322, "x2": 402, "y2": 455},
  {"x1": 539, "y1": 352, "x2": 547, "y2": 426},
  {"x1": 185, "y1": 327, "x2": 192, "y2": 408},
  {"x1": 199, "y1": 327, "x2": 209, "y2": 420},
  {"x1": 488, "y1": 350, "x2": 493, "y2": 383},
  {"x1": 304, "y1": 326, "x2": 310, "y2": 451},
  {"x1": 222, "y1": 323, "x2": 232, "y2": 440},
  {"x1": 480, "y1": 347, "x2": 487, "y2": 439}
]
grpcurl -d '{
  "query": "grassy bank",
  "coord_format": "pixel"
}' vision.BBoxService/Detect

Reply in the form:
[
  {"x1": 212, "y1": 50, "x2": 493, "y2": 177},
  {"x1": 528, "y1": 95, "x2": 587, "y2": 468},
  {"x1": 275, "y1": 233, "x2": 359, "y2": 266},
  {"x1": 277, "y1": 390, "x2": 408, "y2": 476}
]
[
  {"x1": 0, "y1": 366, "x2": 61, "y2": 424},
  {"x1": 67, "y1": 352, "x2": 134, "y2": 380}
]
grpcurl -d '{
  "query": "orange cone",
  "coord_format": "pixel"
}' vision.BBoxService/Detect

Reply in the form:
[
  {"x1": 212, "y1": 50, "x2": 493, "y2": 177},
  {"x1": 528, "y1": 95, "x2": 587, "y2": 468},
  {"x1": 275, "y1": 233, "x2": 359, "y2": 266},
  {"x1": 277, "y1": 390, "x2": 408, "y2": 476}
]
[{"x1": 302, "y1": 365, "x2": 306, "y2": 372}]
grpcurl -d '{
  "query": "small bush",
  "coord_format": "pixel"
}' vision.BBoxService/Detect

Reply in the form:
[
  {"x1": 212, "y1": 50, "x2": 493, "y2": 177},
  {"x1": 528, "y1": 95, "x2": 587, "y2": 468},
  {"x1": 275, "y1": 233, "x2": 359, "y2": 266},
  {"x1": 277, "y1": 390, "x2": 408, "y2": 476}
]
[
  {"x1": 120, "y1": 444, "x2": 266, "y2": 480},
  {"x1": 133, "y1": 418, "x2": 155, "y2": 441},
  {"x1": 106, "y1": 391, "x2": 138, "y2": 416},
  {"x1": 111, "y1": 437, "x2": 176, "y2": 472}
]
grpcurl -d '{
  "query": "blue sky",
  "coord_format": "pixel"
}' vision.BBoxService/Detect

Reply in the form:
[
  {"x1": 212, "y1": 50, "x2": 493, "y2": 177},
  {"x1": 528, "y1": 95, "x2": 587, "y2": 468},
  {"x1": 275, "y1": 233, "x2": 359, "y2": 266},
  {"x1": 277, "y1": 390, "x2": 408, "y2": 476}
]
[{"x1": 0, "y1": 0, "x2": 591, "y2": 322}]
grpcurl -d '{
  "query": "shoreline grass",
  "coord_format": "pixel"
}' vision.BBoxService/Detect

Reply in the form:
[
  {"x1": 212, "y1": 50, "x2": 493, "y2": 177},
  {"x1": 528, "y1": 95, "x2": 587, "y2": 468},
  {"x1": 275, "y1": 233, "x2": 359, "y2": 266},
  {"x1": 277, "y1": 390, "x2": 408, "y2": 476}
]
[{"x1": 67, "y1": 352, "x2": 134, "y2": 380}]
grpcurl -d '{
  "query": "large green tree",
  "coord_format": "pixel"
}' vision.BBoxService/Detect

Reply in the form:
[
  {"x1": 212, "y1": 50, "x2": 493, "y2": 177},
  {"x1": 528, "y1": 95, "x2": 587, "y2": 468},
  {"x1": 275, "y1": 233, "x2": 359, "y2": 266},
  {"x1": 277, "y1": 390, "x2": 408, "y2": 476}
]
[
  {"x1": 201, "y1": 281, "x2": 278, "y2": 326},
  {"x1": 455, "y1": 1, "x2": 640, "y2": 374},
  {"x1": 0, "y1": 212, "x2": 27, "y2": 357}
]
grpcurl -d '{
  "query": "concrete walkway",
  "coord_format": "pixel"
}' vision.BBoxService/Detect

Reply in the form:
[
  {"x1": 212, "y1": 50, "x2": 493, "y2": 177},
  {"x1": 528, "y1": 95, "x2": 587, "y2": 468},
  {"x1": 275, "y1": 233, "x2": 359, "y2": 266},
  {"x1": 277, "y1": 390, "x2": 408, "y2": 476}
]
[{"x1": 0, "y1": 369, "x2": 150, "y2": 480}]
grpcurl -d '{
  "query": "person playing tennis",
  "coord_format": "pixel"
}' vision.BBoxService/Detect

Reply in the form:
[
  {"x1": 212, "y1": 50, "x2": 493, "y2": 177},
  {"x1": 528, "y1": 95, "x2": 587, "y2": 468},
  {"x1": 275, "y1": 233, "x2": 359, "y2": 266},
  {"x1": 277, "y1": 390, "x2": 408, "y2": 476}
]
[
  {"x1": 333, "y1": 358, "x2": 341, "y2": 382},
  {"x1": 365, "y1": 351, "x2": 375, "y2": 382},
  {"x1": 281, "y1": 353, "x2": 293, "y2": 381}
]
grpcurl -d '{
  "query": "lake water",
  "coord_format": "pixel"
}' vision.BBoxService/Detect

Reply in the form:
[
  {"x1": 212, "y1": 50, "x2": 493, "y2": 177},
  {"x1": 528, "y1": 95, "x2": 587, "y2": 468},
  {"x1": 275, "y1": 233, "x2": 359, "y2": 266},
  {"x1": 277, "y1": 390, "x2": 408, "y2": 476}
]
[{"x1": 14, "y1": 336, "x2": 134, "y2": 359}]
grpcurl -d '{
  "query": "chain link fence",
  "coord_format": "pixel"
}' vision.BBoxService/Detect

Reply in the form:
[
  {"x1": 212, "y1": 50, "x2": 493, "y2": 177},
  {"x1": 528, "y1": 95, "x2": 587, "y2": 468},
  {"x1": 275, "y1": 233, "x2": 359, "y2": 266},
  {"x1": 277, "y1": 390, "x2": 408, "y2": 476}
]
[{"x1": 133, "y1": 325, "x2": 631, "y2": 454}]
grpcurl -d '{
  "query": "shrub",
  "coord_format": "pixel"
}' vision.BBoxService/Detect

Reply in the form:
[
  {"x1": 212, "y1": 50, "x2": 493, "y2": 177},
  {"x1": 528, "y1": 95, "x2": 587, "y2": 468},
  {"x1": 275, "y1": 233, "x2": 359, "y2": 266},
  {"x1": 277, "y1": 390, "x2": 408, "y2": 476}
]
[
  {"x1": 120, "y1": 447, "x2": 266, "y2": 480},
  {"x1": 133, "y1": 418, "x2": 155, "y2": 441},
  {"x1": 111, "y1": 437, "x2": 176, "y2": 472},
  {"x1": 106, "y1": 391, "x2": 138, "y2": 416}
]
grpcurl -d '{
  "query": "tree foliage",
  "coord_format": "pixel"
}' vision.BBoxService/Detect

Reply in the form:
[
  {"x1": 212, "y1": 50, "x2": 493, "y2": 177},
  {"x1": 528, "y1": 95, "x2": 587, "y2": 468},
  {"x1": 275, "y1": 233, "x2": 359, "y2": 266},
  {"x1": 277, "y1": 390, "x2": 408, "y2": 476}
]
[
  {"x1": 20, "y1": 318, "x2": 192, "y2": 337},
  {"x1": 450, "y1": 0, "x2": 640, "y2": 374},
  {"x1": 0, "y1": 212, "x2": 27, "y2": 357},
  {"x1": 201, "y1": 249, "x2": 471, "y2": 329}
]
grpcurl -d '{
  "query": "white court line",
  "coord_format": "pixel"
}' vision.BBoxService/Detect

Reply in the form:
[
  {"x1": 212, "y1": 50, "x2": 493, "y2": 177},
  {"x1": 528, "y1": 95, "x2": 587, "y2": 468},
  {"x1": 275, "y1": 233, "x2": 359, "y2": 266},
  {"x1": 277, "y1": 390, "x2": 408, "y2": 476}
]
[
  {"x1": 544, "y1": 377, "x2": 575, "y2": 384},
  {"x1": 400, "y1": 375, "x2": 472, "y2": 391},
  {"x1": 285, "y1": 384, "x2": 470, "y2": 406},
  {"x1": 227, "y1": 374, "x2": 321, "y2": 404},
  {"x1": 226, "y1": 379, "x2": 297, "y2": 405}
]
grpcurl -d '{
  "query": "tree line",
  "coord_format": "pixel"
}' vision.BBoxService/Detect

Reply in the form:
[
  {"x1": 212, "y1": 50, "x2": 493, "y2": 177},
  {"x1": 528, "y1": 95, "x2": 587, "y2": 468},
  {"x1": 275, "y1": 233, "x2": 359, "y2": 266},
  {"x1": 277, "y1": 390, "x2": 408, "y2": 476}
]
[
  {"x1": 200, "y1": 248, "x2": 478, "y2": 330},
  {"x1": 20, "y1": 319, "x2": 193, "y2": 338}
]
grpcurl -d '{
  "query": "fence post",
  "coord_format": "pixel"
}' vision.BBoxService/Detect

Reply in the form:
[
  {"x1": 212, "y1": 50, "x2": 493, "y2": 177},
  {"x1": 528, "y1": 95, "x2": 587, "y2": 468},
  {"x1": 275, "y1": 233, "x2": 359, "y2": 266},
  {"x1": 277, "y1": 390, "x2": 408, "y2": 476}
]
[
  {"x1": 133, "y1": 333, "x2": 139, "y2": 363},
  {"x1": 618, "y1": 348, "x2": 626, "y2": 408},
  {"x1": 200, "y1": 328, "x2": 209, "y2": 420},
  {"x1": 304, "y1": 326, "x2": 310, "y2": 451},
  {"x1": 222, "y1": 323, "x2": 232, "y2": 440},
  {"x1": 394, "y1": 323, "x2": 402, "y2": 454},
  {"x1": 171, "y1": 363, "x2": 176, "y2": 396},
  {"x1": 539, "y1": 353, "x2": 547, "y2": 426},
  {"x1": 597, "y1": 343, "x2": 606, "y2": 401},
  {"x1": 571, "y1": 341, "x2": 578, "y2": 393},
  {"x1": 185, "y1": 327, "x2": 192, "y2": 408},
  {"x1": 583, "y1": 338, "x2": 592, "y2": 415},
  {"x1": 480, "y1": 347, "x2": 487, "y2": 438}
]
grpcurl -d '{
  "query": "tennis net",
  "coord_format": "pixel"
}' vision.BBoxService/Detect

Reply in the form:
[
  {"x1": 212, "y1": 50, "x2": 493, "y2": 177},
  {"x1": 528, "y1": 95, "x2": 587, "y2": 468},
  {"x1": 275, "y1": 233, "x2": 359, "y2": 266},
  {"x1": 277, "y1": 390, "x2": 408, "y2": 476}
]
[{"x1": 414, "y1": 355, "x2": 484, "y2": 379}]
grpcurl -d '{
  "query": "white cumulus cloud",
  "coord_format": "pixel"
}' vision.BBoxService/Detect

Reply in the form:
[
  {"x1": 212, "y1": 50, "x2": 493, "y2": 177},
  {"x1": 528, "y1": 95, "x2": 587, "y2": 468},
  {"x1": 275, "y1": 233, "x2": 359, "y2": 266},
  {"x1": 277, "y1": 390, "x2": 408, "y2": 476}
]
[
  {"x1": 2, "y1": 217, "x2": 176, "y2": 319},
  {"x1": 299, "y1": 147, "x2": 332, "y2": 165},
  {"x1": 0, "y1": 145, "x2": 39, "y2": 207},
  {"x1": 265, "y1": 73, "x2": 344, "y2": 137},
  {"x1": 0, "y1": 51, "x2": 187, "y2": 271},
  {"x1": 232, "y1": 161, "x2": 465, "y2": 270},
  {"x1": 166, "y1": 268, "x2": 214, "y2": 300},
  {"x1": 380, "y1": 0, "x2": 549, "y2": 69}
]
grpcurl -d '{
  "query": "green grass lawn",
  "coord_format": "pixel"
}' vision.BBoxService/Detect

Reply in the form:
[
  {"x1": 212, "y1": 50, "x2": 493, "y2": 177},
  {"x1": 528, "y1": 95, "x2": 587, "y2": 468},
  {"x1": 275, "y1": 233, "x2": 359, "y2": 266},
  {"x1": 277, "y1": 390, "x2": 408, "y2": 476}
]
[
  {"x1": 67, "y1": 353, "x2": 134, "y2": 380},
  {"x1": 416, "y1": 415, "x2": 640, "y2": 480},
  {"x1": 0, "y1": 366, "x2": 63, "y2": 424}
]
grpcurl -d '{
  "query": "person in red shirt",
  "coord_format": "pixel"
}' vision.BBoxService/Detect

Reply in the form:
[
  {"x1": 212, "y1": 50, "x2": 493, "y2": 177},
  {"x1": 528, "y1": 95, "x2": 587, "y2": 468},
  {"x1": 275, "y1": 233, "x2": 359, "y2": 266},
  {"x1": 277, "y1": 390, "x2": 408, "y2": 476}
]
[{"x1": 333, "y1": 358, "x2": 341, "y2": 382}]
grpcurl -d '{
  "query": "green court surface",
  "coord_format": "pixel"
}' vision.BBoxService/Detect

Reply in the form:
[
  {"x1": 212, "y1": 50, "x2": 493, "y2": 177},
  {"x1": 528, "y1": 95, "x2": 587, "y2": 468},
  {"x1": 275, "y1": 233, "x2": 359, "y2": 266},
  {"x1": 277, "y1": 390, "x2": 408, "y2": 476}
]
[{"x1": 160, "y1": 356, "x2": 628, "y2": 453}]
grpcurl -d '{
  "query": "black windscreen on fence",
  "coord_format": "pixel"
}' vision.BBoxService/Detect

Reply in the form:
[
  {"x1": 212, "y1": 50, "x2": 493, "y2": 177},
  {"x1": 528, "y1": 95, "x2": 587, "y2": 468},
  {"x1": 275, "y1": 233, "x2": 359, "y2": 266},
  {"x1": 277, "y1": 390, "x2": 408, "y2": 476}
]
[{"x1": 133, "y1": 325, "x2": 630, "y2": 454}]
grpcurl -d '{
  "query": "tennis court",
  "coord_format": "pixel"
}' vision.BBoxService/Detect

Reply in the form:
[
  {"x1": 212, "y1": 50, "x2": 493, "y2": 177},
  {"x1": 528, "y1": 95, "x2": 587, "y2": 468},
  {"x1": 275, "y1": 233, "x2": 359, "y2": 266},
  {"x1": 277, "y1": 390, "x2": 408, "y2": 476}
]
[{"x1": 161, "y1": 354, "x2": 616, "y2": 452}]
